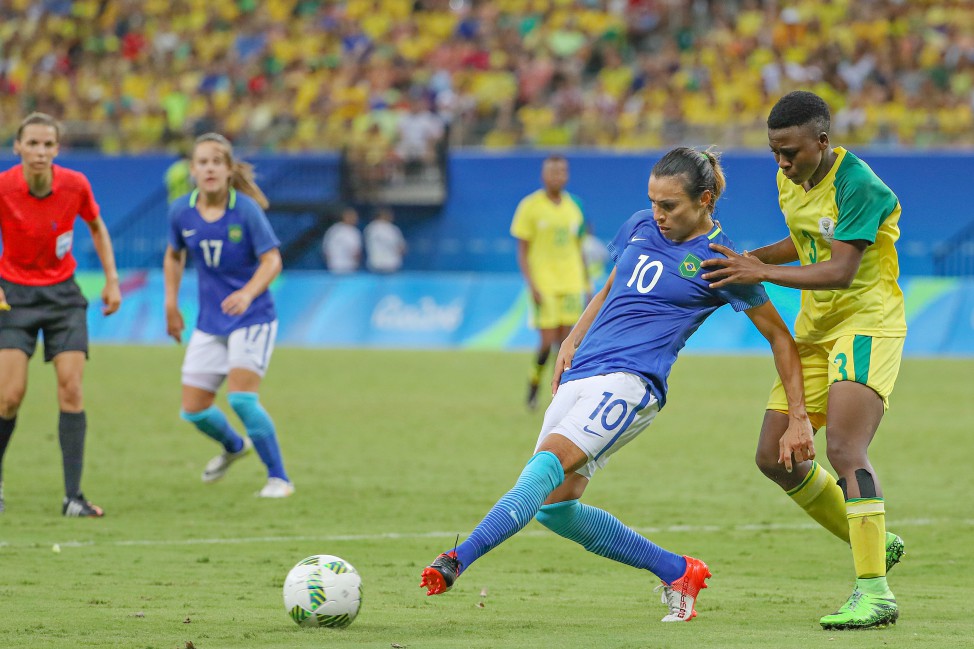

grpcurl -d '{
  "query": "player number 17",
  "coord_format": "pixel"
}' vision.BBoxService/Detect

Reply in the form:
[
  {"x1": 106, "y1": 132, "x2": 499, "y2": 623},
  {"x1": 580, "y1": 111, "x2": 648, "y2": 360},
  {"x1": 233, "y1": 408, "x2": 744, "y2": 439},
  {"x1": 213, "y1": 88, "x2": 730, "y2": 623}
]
[{"x1": 200, "y1": 239, "x2": 223, "y2": 268}]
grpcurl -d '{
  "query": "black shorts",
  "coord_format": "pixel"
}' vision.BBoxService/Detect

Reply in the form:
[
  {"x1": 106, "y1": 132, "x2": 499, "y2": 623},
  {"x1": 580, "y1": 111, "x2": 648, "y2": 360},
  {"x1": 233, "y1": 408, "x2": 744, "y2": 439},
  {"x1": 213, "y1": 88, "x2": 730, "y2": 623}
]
[{"x1": 0, "y1": 277, "x2": 89, "y2": 362}]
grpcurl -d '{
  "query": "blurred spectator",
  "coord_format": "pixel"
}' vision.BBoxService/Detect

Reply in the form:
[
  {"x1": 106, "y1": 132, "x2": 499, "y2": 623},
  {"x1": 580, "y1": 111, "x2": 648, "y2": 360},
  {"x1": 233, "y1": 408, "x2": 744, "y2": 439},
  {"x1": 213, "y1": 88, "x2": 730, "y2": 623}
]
[
  {"x1": 164, "y1": 136, "x2": 194, "y2": 202},
  {"x1": 164, "y1": 155, "x2": 193, "y2": 203},
  {"x1": 345, "y1": 119, "x2": 396, "y2": 203},
  {"x1": 322, "y1": 207, "x2": 362, "y2": 274},
  {"x1": 393, "y1": 94, "x2": 445, "y2": 177},
  {"x1": 363, "y1": 207, "x2": 406, "y2": 273}
]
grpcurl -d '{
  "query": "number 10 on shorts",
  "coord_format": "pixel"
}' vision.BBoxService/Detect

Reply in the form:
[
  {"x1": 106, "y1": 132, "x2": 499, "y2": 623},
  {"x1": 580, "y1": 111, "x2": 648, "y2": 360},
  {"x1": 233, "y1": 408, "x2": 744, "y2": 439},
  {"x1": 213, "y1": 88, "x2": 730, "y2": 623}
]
[{"x1": 589, "y1": 392, "x2": 630, "y2": 431}]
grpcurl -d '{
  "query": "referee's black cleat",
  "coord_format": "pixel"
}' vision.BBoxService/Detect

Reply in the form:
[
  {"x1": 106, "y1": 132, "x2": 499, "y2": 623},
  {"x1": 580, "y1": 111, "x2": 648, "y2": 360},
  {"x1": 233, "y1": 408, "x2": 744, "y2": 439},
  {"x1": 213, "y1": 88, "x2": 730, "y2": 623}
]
[
  {"x1": 62, "y1": 494, "x2": 104, "y2": 517},
  {"x1": 420, "y1": 551, "x2": 461, "y2": 596}
]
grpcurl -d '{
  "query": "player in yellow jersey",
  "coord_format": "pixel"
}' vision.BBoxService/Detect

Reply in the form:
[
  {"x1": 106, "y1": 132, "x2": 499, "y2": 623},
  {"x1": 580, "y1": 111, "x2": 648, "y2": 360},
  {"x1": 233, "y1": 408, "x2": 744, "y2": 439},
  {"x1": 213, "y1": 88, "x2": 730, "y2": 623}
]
[
  {"x1": 511, "y1": 156, "x2": 588, "y2": 410},
  {"x1": 701, "y1": 91, "x2": 906, "y2": 630}
]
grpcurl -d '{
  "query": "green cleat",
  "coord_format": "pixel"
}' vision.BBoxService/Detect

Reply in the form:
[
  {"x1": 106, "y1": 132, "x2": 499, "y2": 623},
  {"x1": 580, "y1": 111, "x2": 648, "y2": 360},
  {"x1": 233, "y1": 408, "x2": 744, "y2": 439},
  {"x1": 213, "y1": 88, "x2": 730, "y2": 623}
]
[
  {"x1": 820, "y1": 588, "x2": 898, "y2": 630},
  {"x1": 885, "y1": 532, "x2": 905, "y2": 574}
]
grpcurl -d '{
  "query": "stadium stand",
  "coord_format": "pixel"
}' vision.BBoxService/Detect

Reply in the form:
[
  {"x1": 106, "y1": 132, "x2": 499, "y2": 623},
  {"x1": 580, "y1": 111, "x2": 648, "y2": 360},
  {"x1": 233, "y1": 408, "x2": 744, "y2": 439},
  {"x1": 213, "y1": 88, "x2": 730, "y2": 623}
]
[{"x1": 1, "y1": 0, "x2": 972, "y2": 152}]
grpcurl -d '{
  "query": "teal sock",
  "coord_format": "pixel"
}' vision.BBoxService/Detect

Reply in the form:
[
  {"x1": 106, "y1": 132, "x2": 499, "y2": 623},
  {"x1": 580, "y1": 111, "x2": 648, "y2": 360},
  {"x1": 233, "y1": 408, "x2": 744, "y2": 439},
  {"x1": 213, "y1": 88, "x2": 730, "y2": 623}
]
[
  {"x1": 227, "y1": 392, "x2": 288, "y2": 481},
  {"x1": 181, "y1": 406, "x2": 244, "y2": 454},
  {"x1": 453, "y1": 451, "x2": 564, "y2": 573},
  {"x1": 536, "y1": 500, "x2": 687, "y2": 583}
]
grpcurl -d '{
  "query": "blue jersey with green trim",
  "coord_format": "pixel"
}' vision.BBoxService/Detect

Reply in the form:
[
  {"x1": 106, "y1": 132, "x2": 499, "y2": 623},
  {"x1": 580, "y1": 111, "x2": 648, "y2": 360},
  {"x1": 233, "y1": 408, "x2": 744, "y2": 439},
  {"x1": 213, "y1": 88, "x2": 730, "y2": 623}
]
[
  {"x1": 168, "y1": 189, "x2": 280, "y2": 335},
  {"x1": 561, "y1": 210, "x2": 768, "y2": 407}
]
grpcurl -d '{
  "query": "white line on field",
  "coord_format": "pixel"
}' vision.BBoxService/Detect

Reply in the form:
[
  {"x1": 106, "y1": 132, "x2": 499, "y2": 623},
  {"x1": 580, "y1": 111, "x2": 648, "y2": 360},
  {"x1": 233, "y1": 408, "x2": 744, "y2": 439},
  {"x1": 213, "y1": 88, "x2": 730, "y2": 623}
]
[{"x1": 3, "y1": 517, "x2": 969, "y2": 551}]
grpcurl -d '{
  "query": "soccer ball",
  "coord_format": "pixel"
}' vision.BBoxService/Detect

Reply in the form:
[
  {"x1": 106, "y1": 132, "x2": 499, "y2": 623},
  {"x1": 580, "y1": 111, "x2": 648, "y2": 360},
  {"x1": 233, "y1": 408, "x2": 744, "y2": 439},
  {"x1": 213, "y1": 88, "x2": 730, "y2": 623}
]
[{"x1": 283, "y1": 554, "x2": 362, "y2": 628}]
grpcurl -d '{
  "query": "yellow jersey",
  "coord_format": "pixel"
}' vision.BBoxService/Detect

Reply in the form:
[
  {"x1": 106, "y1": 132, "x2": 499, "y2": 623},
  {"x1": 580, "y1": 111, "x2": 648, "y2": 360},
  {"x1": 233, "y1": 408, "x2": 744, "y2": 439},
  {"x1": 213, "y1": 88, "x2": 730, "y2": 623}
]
[
  {"x1": 510, "y1": 189, "x2": 587, "y2": 294},
  {"x1": 777, "y1": 146, "x2": 906, "y2": 342}
]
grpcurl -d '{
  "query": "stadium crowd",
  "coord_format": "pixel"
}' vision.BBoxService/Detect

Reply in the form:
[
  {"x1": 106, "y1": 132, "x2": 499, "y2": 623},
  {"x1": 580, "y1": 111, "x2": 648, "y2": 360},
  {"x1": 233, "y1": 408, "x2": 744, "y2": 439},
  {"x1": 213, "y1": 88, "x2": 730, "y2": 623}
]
[{"x1": 2, "y1": 0, "x2": 973, "y2": 153}]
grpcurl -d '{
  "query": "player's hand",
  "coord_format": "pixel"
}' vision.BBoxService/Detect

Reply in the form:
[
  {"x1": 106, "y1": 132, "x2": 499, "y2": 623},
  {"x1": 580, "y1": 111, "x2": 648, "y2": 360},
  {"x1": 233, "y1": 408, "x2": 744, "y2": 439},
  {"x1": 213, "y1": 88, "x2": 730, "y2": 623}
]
[
  {"x1": 778, "y1": 413, "x2": 815, "y2": 473},
  {"x1": 701, "y1": 244, "x2": 766, "y2": 288},
  {"x1": 551, "y1": 338, "x2": 577, "y2": 396},
  {"x1": 0, "y1": 286, "x2": 9, "y2": 311},
  {"x1": 165, "y1": 306, "x2": 184, "y2": 344},
  {"x1": 221, "y1": 290, "x2": 253, "y2": 316},
  {"x1": 102, "y1": 279, "x2": 121, "y2": 315}
]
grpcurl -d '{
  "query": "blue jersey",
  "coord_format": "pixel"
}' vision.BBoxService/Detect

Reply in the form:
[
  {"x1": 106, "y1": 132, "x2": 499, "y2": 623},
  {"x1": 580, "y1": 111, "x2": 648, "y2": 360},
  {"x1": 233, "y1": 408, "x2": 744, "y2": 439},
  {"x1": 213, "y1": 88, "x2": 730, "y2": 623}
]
[
  {"x1": 561, "y1": 210, "x2": 769, "y2": 408},
  {"x1": 168, "y1": 189, "x2": 280, "y2": 336}
]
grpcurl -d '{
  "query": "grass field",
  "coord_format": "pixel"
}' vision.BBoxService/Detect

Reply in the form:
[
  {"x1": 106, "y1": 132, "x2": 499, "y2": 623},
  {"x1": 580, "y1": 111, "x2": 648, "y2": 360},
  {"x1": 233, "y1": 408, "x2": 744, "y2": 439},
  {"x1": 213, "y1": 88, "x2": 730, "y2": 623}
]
[{"x1": 0, "y1": 346, "x2": 971, "y2": 649}]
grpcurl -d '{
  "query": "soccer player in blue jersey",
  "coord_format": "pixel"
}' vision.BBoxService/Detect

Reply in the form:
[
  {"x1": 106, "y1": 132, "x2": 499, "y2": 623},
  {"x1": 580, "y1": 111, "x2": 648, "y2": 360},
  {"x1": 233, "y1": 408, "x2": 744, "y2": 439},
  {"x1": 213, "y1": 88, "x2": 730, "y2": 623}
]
[
  {"x1": 420, "y1": 147, "x2": 814, "y2": 622},
  {"x1": 163, "y1": 133, "x2": 293, "y2": 498}
]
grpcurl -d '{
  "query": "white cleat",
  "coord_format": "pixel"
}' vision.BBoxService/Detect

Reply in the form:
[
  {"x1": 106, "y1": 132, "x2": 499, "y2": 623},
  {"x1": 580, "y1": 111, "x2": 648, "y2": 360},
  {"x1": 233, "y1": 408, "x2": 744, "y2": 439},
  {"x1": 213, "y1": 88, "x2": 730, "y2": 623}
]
[
  {"x1": 201, "y1": 437, "x2": 253, "y2": 483},
  {"x1": 655, "y1": 556, "x2": 711, "y2": 622},
  {"x1": 258, "y1": 477, "x2": 295, "y2": 498}
]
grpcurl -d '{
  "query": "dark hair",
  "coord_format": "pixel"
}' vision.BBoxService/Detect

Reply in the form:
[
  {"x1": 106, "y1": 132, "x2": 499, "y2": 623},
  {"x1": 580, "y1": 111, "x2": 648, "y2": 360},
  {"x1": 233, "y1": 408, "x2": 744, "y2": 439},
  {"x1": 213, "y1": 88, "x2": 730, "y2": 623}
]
[
  {"x1": 192, "y1": 133, "x2": 270, "y2": 209},
  {"x1": 767, "y1": 90, "x2": 831, "y2": 134},
  {"x1": 651, "y1": 146, "x2": 726, "y2": 213},
  {"x1": 17, "y1": 112, "x2": 61, "y2": 141},
  {"x1": 544, "y1": 154, "x2": 567, "y2": 165}
]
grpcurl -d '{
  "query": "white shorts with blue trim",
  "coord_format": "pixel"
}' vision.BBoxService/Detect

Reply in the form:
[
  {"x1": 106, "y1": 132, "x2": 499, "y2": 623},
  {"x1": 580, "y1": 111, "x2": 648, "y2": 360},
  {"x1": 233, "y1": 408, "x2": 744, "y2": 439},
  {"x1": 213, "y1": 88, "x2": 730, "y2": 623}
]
[
  {"x1": 534, "y1": 371, "x2": 659, "y2": 479},
  {"x1": 181, "y1": 321, "x2": 278, "y2": 392}
]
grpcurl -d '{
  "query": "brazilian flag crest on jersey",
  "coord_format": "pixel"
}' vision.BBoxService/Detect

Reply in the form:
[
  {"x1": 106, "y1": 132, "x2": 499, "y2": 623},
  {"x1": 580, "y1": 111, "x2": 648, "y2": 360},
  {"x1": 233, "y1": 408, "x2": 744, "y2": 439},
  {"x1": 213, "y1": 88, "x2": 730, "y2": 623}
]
[
  {"x1": 228, "y1": 224, "x2": 243, "y2": 243},
  {"x1": 679, "y1": 253, "x2": 702, "y2": 278}
]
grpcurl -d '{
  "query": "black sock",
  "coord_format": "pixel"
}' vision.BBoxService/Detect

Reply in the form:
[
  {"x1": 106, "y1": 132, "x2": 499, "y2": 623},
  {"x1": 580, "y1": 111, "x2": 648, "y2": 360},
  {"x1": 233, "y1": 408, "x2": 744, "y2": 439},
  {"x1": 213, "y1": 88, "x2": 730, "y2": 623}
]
[
  {"x1": 531, "y1": 347, "x2": 551, "y2": 383},
  {"x1": 0, "y1": 415, "x2": 16, "y2": 483},
  {"x1": 59, "y1": 411, "x2": 86, "y2": 499}
]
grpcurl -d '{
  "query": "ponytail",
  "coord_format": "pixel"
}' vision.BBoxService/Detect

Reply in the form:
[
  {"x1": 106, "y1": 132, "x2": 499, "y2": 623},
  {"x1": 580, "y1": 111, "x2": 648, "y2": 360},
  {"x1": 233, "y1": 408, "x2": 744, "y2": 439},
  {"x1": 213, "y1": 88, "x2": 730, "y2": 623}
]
[
  {"x1": 651, "y1": 146, "x2": 725, "y2": 213},
  {"x1": 230, "y1": 159, "x2": 270, "y2": 210}
]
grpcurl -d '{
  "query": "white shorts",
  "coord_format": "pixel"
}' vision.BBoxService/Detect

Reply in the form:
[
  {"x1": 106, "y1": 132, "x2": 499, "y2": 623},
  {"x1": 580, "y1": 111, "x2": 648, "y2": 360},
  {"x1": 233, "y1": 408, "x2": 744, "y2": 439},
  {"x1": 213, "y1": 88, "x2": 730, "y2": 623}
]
[
  {"x1": 181, "y1": 321, "x2": 278, "y2": 393},
  {"x1": 535, "y1": 372, "x2": 659, "y2": 479}
]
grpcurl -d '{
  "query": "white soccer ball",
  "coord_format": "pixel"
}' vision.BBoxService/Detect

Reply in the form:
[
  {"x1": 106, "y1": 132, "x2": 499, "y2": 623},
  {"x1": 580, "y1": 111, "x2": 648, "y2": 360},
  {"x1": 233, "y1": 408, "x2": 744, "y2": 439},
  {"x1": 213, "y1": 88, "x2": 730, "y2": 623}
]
[{"x1": 283, "y1": 554, "x2": 362, "y2": 628}]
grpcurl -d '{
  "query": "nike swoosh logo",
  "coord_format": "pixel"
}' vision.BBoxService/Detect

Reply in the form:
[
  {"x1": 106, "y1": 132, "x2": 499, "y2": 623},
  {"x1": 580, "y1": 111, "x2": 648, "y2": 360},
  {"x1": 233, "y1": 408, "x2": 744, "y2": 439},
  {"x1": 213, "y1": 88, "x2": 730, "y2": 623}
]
[
  {"x1": 583, "y1": 425, "x2": 604, "y2": 437},
  {"x1": 182, "y1": 229, "x2": 197, "y2": 237},
  {"x1": 630, "y1": 237, "x2": 646, "y2": 242}
]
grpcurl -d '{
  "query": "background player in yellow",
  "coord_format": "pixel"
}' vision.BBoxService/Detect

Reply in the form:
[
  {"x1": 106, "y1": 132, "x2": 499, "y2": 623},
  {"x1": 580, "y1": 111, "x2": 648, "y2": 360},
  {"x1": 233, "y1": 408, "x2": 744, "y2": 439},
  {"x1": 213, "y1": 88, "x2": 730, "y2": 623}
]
[
  {"x1": 701, "y1": 91, "x2": 906, "y2": 630},
  {"x1": 511, "y1": 155, "x2": 588, "y2": 409}
]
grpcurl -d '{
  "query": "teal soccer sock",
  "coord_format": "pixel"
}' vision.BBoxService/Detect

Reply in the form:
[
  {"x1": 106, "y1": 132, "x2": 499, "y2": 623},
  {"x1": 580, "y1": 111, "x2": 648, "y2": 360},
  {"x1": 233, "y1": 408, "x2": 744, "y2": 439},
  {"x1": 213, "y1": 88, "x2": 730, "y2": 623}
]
[
  {"x1": 181, "y1": 406, "x2": 244, "y2": 454},
  {"x1": 536, "y1": 499, "x2": 687, "y2": 584},
  {"x1": 227, "y1": 392, "x2": 288, "y2": 481},
  {"x1": 453, "y1": 451, "x2": 564, "y2": 573}
]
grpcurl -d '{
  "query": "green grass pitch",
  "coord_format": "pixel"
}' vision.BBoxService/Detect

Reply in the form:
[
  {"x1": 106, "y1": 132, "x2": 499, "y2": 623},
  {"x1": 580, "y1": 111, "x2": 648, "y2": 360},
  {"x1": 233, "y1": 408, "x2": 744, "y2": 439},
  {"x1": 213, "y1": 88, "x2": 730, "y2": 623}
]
[{"x1": 0, "y1": 346, "x2": 971, "y2": 648}]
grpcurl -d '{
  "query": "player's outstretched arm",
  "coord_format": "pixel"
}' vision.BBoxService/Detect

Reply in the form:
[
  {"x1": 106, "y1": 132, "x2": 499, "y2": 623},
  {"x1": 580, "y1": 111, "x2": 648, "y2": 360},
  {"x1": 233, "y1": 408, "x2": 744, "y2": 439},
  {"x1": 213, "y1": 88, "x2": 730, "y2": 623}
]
[
  {"x1": 221, "y1": 248, "x2": 282, "y2": 316},
  {"x1": 86, "y1": 216, "x2": 121, "y2": 315},
  {"x1": 703, "y1": 239, "x2": 866, "y2": 290},
  {"x1": 744, "y1": 301, "x2": 814, "y2": 472},
  {"x1": 515, "y1": 238, "x2": 541, "y2": 305},
  {"x1": 551, "y1": 267, "x2": 615, "y2": 395},
  {"x1": 749, "y1": 236, "x2": 799, "y2": 265},
  {"x1": 163, "y1": 245, "x2": 187, "y2": 343}
]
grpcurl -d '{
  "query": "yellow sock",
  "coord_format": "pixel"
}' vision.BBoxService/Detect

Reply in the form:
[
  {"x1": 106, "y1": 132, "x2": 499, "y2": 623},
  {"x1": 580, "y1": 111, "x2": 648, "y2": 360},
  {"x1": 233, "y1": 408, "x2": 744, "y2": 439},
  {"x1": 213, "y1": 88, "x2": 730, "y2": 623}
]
[
  {"x1": 848, "y1": 499, "x2": 886, "y2": 578},
  {"x1": 786, "y1": 461, "x2": 850, "y2": 543},
  {"x1": 529, "y1": 363, "x2": 543, "y2": 384}
]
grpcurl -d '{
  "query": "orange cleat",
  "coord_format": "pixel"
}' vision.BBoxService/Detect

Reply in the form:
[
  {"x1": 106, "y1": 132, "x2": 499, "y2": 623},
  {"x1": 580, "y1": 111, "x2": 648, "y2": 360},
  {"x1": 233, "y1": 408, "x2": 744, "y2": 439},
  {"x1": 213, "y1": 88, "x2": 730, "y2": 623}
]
[
  {"x1": 656, "y1": 556, "x2": 711, "y2": 622},
  {"x1": 420, "y1": 551, "x2": 461, "y2": 596}
]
